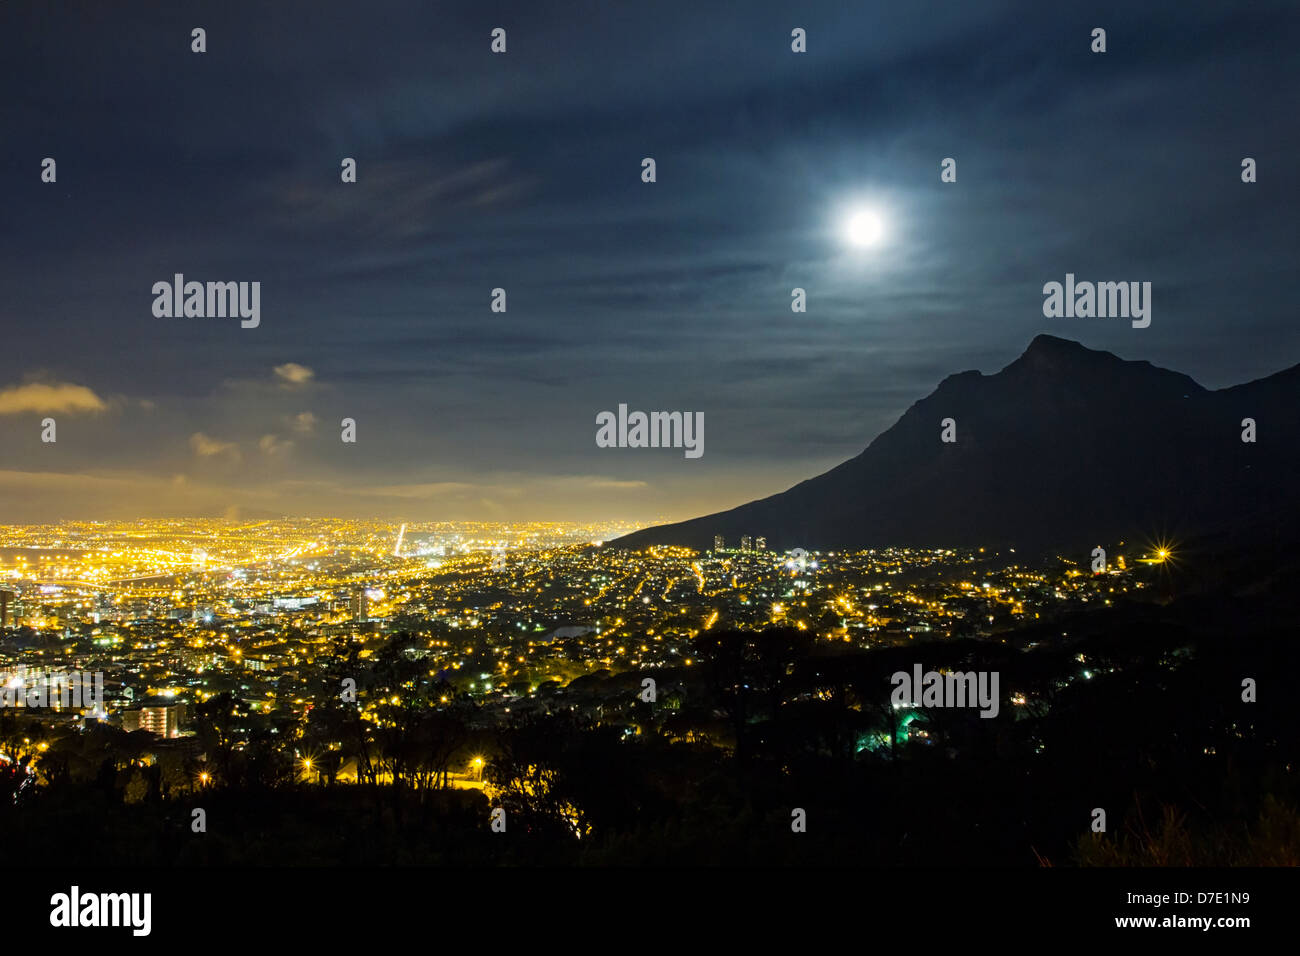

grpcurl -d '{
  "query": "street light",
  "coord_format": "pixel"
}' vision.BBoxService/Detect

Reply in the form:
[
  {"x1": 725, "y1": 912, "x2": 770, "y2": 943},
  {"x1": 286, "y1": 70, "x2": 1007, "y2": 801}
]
[{"x1": 472, "y1": 756, "x2": 484, "y2": 782}]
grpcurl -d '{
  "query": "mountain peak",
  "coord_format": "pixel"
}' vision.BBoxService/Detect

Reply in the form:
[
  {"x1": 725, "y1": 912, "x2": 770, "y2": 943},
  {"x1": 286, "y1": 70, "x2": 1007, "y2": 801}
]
[
  {"x1": 1026, "y1": 332, "x2": 1078, "y2": 350},
  {"x1": 1022, "y1": 334, "x2": 1101, "y2": 359},
  {"x1": 1009, "y1": 334, "x2": 1207, "y2": 395},
  {"x1": 1004, "y1": 334, "x2": 1128, "y2": 378}
]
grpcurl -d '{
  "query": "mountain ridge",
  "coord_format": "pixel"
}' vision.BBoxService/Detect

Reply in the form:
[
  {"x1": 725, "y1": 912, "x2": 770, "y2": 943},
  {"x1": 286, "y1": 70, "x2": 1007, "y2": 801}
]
[{"x1": 611, "y1": 336, "x2": 1300, "y2": 552}]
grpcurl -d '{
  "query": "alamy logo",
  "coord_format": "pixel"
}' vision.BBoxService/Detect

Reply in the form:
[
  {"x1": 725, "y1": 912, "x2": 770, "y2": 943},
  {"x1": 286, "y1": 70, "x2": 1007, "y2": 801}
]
[
  {"x1": 49, "y1": 886, "x2": 151, "y2": 936},
  {"x1": 1, "y1": 667, "x2": 104, "y2": 710},
  {"x1": 890, "y1": 665, "x2": 1000, "y2": 718},
  {"x1": 596, "y1": 404, "x2": 703, "y2": 459},
  {"x1": 1042, "y1": 273, "x2": 1150, "y2": 328},
  {"x1": 152, "y1": 274, "x2": 260, "y2": 328}
]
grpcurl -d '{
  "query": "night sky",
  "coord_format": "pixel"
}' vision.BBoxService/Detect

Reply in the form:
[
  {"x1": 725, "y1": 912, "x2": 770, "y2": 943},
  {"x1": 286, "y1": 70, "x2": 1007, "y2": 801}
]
[{"x1": 2, "y1": 1, "x2": 1297, "y2": 523}]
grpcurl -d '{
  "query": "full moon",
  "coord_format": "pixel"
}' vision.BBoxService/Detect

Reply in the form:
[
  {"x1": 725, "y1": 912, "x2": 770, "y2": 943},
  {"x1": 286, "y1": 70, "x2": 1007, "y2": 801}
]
[{"x1": 844, "y1": 209, "x2": 886, "y2": 248}]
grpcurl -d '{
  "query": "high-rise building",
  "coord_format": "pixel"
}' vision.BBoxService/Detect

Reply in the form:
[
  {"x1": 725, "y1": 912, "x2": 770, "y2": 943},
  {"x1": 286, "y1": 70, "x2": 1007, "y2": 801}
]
[
  {"x1": 121, "y1": 701, "x2": 186, "y2": 738},
  {"x1": 713, "y1": 535, "x2": 725, "y2": 551},
  {"x1": 350, "y1": 591, "x2": 368, "y2": 622},
  {"x1": 0, "y1": 589, "x2": 15, "y2": 628},
  {"x1": 740, "y1": 535, "x2": 753, "y2": 551},
  {"x1": 756, "y1": 537, "x2": 767, "y2": 550}
]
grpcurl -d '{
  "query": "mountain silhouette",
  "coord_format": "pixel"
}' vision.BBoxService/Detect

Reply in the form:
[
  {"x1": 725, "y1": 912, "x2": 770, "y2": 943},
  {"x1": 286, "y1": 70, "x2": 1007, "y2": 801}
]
[{"x1": 613, "y1": 335, "x2": 1300, "y2": 552}]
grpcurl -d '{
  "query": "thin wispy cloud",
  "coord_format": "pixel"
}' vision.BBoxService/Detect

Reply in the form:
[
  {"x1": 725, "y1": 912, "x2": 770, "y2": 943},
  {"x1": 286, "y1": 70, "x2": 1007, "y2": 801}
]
[
  {"x1": 189, "y1": 432, "x2": 241, "y2": 461},
  {"x1": 274, "y1": 363, "x2": 316, "y2": 388}
]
